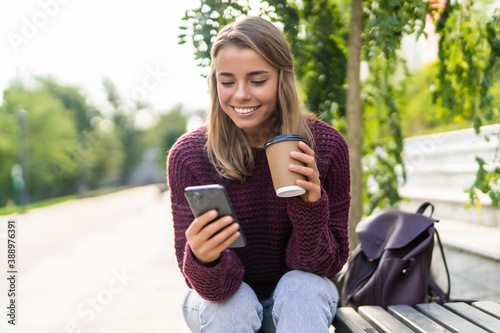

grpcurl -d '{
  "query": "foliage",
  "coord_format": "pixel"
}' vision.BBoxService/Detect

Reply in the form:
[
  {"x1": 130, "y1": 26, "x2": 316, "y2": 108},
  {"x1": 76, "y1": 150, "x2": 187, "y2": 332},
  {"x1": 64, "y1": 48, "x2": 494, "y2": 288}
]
[
  {"x1": 157, "y1": 106, "x2": 188, "y2": 157},
  {"x1": 102, "y1": 78, "x2": 146, "y2": 185},
  {"x1": 299, "y1": 0, "x2": 349, "y2": 123},
  {"x1": 0, "y1": 82, "x2": 80, "y2": 205},
  {"x1": 82, "y1": 121, "x2": 125, "y2": 189},
  {"x1": 469, "y1": 155, "x2": 500, "y2": 209},
  {"x1": 178, "y1": 0, "x2": 349, "y2": 123},
  {"x1": 433, "y1": 4, "x2": 500, "y2": 207},
  {"x1": 434, "y1": 3, "x2": 499, "y2": 132},
  {"x1": 37, "y1": 77, "x2": 108, "y2": 191},
  {"x1": 400, "y1": 63, "x2": 500, "y2": 137},
  {"x1": 360, "y1": 0, "x2": 428, "y2": 213},
  {"x1": 179, "y1": 0, "x2": 500, "y2": 214},
  {"x1": 178, "y1": 0, "x2": 428, "y2": 213},
  {"x1": 0, "y1": 77, "x2": 149, "y2": 209},
  {"x1": 38, "y1": 77, "x2": 99, "y2": 133},
  {"x1": 398, "y1": 65, "x2": 441, "y2": 136},
  {"x1": 144, "y1": 104, "x2": 188, "y2": 171}
]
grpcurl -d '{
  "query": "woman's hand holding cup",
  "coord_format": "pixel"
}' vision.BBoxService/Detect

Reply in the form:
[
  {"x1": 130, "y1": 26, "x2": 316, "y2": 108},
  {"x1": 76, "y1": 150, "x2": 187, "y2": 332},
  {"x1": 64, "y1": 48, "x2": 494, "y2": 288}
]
[
  {"x1": 289, "y1": 141, "x2": 321, "y2": 203},
  {"x1": 264, "y1": 134, "x2": 321, "y2": 202}
]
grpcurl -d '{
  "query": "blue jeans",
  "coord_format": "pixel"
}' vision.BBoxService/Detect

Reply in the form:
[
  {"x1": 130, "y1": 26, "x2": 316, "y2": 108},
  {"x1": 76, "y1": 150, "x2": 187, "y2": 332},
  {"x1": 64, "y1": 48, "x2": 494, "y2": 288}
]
[{"x1": 182, "y1": 270, "x2": 339, "y2": 333}]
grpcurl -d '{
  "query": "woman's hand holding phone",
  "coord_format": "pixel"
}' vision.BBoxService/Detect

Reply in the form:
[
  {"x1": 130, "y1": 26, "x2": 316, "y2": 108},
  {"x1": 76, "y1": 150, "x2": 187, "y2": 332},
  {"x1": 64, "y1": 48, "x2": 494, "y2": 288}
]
[{"x1": 185, "y1": 209, "x2": 242, "y2": 265}]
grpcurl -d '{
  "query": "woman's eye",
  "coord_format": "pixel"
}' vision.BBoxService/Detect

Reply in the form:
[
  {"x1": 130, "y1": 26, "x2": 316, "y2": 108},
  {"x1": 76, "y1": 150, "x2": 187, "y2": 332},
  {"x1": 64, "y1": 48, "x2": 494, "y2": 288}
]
[
  {"x1": 220, "y1": 81, "x2": 234, "y2": 86},
  {"x1": 252, "y1": 80, "x2": 266, "y2": 85}
]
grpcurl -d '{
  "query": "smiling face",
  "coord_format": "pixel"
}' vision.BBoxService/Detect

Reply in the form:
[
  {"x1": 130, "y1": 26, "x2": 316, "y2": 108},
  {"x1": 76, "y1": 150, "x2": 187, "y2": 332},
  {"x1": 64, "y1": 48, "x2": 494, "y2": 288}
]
[{"x1": 214, "y1": 45, "x2": 279, "y2": 146}]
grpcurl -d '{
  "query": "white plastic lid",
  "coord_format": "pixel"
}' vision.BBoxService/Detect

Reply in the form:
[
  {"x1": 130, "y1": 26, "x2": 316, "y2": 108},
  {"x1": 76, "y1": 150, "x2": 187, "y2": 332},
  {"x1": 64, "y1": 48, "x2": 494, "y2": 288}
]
[{"x1": 276, "y1": 185, "x2": 306, "y2": 197}]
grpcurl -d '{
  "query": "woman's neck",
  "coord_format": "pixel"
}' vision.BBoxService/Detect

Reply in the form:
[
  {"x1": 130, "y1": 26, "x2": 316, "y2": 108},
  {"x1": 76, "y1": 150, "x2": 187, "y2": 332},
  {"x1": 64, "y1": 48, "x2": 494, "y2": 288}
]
[
  {"x1": 243, "y1": 126, "x2": 273, "y2": 148},
  {"x1": 245, "y1": 134, "x2": 270, "y2": 148}
]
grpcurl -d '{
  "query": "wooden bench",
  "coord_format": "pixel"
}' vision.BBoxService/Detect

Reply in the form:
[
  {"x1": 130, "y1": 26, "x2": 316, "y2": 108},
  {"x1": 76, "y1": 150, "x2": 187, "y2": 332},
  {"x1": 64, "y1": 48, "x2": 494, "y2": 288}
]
[{"x1": 333, "y1": 301, "x2": 500, "y2": 332}]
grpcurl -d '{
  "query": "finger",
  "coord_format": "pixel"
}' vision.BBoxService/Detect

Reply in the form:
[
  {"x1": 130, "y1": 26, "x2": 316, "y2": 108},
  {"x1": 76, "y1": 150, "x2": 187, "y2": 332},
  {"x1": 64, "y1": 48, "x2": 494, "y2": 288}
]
[
  {"x1": 216, "y1": 230, "x2": 242, "y2": 251},
  {"x1": 291, "y1": 142, "x2": 317, "y2": 169},
  {"x1": 207, "y1": 222, "x2": 241, "y2": 249},
  {"x1": 198, "y1": 215, "x2": 234, "y2": 240},
  {"x1": 290, "y1": 150, "x2": 316, "y2": 166},
  {"x1": 185, "y1": 210, "x2": 218, "y2": 237},
  {"x1": 289, "y1": 164, "x2": 320, "y2": 183},
  {"x1": 195, "y1": 223, "x2": 240, "y2": 260},
  {"x1": 296, "y1": 179, "x2": 321, "y2": 203},
  {"x1": 296, "y1": 179, "x2": 320, "y2": 192},
  {"x1": 298, "y1": 141, "x2": 315, "y2": 156}
]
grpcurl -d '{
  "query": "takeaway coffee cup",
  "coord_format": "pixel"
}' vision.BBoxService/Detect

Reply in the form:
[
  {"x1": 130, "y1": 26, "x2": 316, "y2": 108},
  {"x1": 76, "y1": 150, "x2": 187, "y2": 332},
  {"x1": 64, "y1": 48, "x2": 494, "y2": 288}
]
[{"x1": 264, "y1": 134, "x2": 307, "y2": 197}]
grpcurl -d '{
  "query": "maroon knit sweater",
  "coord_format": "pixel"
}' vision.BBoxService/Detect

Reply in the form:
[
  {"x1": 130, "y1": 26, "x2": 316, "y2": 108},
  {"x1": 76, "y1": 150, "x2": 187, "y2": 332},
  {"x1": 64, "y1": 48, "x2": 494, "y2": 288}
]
[{"x1": 167, "y1": 118, "x2": 350, "y2": 302}]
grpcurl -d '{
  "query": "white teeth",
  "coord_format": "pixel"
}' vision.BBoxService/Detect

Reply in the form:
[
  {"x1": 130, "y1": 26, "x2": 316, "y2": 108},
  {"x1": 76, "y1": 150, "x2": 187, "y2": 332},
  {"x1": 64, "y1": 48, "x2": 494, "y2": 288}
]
[{"x1": 234, "y1": 107, "x2": 257, "y2": 114}]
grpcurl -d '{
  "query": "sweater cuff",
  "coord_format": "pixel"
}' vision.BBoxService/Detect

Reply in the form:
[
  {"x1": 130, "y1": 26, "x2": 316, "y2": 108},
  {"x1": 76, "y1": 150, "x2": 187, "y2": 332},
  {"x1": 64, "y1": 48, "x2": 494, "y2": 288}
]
[
  {"x1": 287, "y1": 187, "x2": 329, "y2": 228},
  {"x1": 182, "y1": 242, "x2": 245, "y2": 302},
  {"x1": 190, "y1": 249, "x2": 220, "y2": 267},
  {"x1": 183, "y1": 242, "x2": 224, "y2": 276}
]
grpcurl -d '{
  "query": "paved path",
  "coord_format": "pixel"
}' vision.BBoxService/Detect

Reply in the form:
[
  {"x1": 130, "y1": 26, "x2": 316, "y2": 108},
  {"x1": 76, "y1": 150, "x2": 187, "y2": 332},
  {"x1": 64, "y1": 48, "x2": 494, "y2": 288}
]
[{"x1": 0, "y1": 185, "x2": 190, "y2": 333}]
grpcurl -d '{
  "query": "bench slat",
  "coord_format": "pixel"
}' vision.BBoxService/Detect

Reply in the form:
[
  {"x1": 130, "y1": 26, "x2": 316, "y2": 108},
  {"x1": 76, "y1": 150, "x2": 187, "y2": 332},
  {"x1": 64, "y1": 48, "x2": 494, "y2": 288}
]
[
  {"x1": 444, "y1": 302, "x2": 500, "y2": 332},
  {"x1": 387, "y1": 304, "x2": 451, "y2": 333},
  {"x1": 473, "y1": 301, "x2": 500, "y2": 320},
  {"x1": 416, "y1": 303, "x2": 489, "y2": 333},
  {"x1": 333, "y1": 307, "x2": 378, "y2": 333},
  {"x1": 358, "y1": 306, "x2": 413, "y2": 333}
]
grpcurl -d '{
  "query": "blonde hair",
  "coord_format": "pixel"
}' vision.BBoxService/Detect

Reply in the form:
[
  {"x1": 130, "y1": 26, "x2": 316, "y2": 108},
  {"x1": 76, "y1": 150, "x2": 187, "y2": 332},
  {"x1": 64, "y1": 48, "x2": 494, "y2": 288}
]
[{"x1": 207, "y1": 16, "x2": 314, "y2": 182}]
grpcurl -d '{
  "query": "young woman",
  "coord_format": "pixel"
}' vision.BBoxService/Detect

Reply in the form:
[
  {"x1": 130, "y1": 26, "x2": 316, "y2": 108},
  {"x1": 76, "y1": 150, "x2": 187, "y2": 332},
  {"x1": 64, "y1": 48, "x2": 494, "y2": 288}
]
[{"x1": 167, "y1": 16, "x2": 350, "y2": 333}]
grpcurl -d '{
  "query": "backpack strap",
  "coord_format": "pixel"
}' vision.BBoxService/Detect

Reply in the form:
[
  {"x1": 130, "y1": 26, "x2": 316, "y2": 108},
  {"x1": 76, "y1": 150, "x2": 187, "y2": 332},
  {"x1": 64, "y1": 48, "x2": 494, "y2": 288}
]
[
  {"x1": 417, "y1": 203, "x2": 450, "y2": 303},
  {"x1": 417, "y1": 202, "x2": 435, "y2": 217},
  {"x1": 428, "y1": 228, "x2": 451, "y2": 303},
  {"x1": 429, "y1": 228, "x2": 480, "y2": 305}
]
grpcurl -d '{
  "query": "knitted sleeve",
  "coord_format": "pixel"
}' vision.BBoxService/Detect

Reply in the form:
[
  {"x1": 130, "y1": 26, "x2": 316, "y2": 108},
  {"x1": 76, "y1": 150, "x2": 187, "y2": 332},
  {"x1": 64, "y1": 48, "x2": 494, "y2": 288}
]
[
  {"x1": 167, "y1": 130, "x2": 245, "y2": 302},
  {"x1": 285, "y1": 123, "x2": 351, "y2": 280}
]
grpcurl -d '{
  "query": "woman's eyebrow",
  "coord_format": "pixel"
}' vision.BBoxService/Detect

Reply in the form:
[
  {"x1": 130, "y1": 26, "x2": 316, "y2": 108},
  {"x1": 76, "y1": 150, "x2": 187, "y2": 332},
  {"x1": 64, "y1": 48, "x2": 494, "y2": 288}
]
[
  {"x1": 217, "y1": 70, "x2": 270, "y2": 77},
  {"x1": 247, "y1": 70, "x2": 269, "y2": 76}
]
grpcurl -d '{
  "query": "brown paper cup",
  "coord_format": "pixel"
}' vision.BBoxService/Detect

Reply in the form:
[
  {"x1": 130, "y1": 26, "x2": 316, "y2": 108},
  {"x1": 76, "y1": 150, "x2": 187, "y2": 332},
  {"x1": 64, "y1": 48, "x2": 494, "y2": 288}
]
[{"x1": 264, "y1": 135, "x2": 307, "y2": 197}]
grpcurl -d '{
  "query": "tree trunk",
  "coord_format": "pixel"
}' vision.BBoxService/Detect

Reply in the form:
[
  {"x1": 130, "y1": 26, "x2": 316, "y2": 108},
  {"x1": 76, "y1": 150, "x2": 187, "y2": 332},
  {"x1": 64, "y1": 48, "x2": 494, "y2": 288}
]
[{"x1": 346, "y1": 0, "x2": 363, "y2": 253}]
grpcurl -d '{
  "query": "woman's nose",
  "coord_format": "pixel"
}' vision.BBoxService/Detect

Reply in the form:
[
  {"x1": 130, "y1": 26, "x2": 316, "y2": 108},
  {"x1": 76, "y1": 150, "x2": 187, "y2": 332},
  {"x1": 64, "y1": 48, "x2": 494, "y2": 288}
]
[{"x1": 234, "y1": 83, "x2": 250, "y2": 101}]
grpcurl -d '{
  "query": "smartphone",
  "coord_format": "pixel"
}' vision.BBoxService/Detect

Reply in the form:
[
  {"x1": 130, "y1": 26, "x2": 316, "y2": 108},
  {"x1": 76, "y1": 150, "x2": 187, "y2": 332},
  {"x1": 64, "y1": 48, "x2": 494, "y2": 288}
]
[{"x1": 184, "y1": 184, "x2": 246, "y2": 248}]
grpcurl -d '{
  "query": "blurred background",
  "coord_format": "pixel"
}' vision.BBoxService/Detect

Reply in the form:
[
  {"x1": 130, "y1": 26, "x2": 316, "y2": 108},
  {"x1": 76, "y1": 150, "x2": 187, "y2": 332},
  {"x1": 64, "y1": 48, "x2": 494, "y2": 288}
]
[
  {"x1": 0, "y1": 0, "x2": 499, "y2": 215},
  {"x1": 1, "y1": 0, "x2": 209, "y2": 213},
  {"x1": 0, "y1": 0, "x2": 499, "y2": 332}
]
